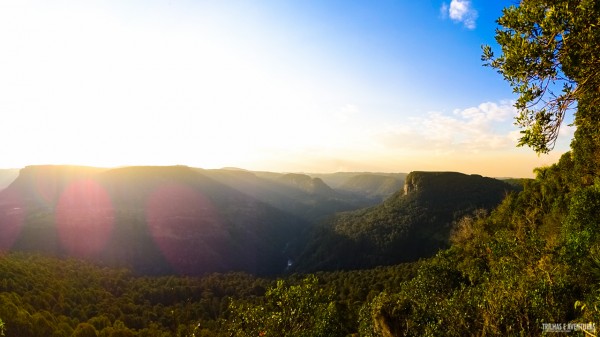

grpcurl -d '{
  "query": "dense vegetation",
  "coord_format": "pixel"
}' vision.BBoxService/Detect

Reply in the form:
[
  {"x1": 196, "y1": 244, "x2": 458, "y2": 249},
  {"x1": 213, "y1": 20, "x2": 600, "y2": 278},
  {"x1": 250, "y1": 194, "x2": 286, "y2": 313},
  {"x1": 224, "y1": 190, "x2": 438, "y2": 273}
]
[
  {"x1": 359, "y1": 153, "x2": 598, "y2": 336},
  {"x1": 0, "y1": 253, "x2": 419, "y2": 336}
]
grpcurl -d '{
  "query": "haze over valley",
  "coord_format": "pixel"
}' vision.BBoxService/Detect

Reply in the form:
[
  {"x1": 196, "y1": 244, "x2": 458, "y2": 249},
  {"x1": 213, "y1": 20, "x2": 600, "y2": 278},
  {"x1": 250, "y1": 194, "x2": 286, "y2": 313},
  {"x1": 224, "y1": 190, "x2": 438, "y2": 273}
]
[{"x1": 0, "y1": 165, "x2": 517, "y2": 276}]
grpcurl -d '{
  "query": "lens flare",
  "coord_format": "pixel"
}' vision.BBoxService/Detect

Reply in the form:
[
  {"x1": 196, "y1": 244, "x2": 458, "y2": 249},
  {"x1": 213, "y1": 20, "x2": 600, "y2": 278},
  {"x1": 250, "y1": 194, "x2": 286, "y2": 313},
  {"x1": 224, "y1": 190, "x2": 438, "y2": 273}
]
[
  {"x1": 55, "y1": 179, "x2": 114, "y2": 258},
  {"x1": 0, "y1": 189, "x2": 26, "y2": 251},
  {"x1": 146, "y1": 183, "x2": 227, "y2": 275}
]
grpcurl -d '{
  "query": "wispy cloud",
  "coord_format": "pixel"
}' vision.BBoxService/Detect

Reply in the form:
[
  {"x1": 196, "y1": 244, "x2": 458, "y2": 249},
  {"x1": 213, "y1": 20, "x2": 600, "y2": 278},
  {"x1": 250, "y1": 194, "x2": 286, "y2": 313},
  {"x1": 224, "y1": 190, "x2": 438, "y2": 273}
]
[
  {"x1": 440, "y1": 0, "x2": 478, "y2": 29},
  {"x1": 439, "y1": 3, "x2": 449, "y2": 19},
  {"x1": 376, "y1": 102, "x2": 517, "y2": 154}
]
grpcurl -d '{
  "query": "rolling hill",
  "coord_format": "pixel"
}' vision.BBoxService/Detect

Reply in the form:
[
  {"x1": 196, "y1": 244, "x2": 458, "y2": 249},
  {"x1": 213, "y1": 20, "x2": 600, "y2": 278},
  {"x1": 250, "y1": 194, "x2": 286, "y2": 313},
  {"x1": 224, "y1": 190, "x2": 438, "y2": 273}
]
[{"x1": 0, "y1": 165, "x2": 309, "y2": 276}]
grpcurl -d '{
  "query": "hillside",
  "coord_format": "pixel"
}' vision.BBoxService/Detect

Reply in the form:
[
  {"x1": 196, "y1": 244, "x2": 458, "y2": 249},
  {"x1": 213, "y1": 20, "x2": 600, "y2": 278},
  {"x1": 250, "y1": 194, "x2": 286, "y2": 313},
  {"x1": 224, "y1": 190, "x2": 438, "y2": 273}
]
[
  {"x1": 0, "y1": 165, "x2": 308, "y2": 276},
  {"x1": 0, "y1": 169, "x2": 18, "y2": 190},
  {"x1": 294, "y1": 171, "x2": 518, "y2": 272}
]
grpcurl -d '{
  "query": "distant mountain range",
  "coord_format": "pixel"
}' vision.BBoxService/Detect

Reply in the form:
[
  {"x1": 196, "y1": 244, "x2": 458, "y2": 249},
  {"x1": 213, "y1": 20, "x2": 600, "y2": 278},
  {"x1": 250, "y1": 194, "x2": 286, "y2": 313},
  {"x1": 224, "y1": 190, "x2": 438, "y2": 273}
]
[
  {"x1": 197, "y1": 169, "x2": 374, "y2": 222},
  {"x1": 0, "y1": 166, "x2": 517, "y2": 276}
]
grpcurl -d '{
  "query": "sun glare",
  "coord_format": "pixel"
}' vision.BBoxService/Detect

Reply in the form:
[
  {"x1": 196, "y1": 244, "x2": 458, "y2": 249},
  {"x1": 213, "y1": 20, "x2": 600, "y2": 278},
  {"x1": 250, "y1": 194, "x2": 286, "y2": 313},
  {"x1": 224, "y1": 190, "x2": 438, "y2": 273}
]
[
  {"x1": 0, "y1": 1, "x2": 570, "y2": 178},
  {"x1": 55, "y1": 179, "x2": 114, "y2": 258}
]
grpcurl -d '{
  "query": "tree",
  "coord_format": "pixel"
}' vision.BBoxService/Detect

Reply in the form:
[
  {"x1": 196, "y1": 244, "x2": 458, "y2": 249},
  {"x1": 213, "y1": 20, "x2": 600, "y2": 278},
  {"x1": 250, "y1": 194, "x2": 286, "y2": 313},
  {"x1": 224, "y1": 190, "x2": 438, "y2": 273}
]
[
  {"x1": 71, "y1": 323, "x2": 98, "y2": 337},
  {"x1": 482, "y1": 0, "x2": 600, "y2": 154},
  {"x1": 227, "y1": 276, "x2": 345, "y2": 337}
]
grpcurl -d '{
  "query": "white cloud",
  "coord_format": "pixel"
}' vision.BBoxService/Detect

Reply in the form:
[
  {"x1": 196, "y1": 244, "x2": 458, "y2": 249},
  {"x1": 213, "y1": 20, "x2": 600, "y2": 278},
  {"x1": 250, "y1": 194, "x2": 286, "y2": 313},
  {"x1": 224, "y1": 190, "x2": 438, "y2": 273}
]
[
  {"x1": 376, "y1": 102, "x2": 518, "y2": 153},
  {"x1": 441, "y1": 0, "x2": 478, "y2": 29}
]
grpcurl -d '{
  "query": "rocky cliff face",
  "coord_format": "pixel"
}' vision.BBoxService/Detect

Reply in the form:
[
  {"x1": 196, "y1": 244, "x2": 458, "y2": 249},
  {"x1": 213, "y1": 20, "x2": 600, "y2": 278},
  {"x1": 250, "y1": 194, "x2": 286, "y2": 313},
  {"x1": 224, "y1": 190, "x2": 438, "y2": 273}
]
[{"x1": 403, "y1": 173, "x2": 418, "y2": 195}]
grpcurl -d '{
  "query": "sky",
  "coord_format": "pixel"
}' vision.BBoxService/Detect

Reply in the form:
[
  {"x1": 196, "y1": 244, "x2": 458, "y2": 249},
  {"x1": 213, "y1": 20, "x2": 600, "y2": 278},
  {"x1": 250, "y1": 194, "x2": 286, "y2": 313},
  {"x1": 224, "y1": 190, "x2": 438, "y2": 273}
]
[{"x1": 0, "y1": 0, "x2": 574, "y2": 177}]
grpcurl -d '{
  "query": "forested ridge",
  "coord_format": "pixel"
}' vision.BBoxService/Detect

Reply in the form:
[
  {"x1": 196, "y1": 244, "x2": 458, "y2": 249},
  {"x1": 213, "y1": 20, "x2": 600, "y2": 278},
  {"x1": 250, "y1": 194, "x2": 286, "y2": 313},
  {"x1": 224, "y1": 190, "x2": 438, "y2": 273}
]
[{"x1": 293, "y1": 172, "x2": 517, "y2": 272}]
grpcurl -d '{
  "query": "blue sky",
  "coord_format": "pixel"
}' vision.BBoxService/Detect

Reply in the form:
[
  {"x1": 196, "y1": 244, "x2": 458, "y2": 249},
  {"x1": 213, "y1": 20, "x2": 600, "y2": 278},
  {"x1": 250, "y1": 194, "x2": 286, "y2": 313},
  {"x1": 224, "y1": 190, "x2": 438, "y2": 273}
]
[{"x1": 0, "y1": 0, "x2": 573, "y2": 177}]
